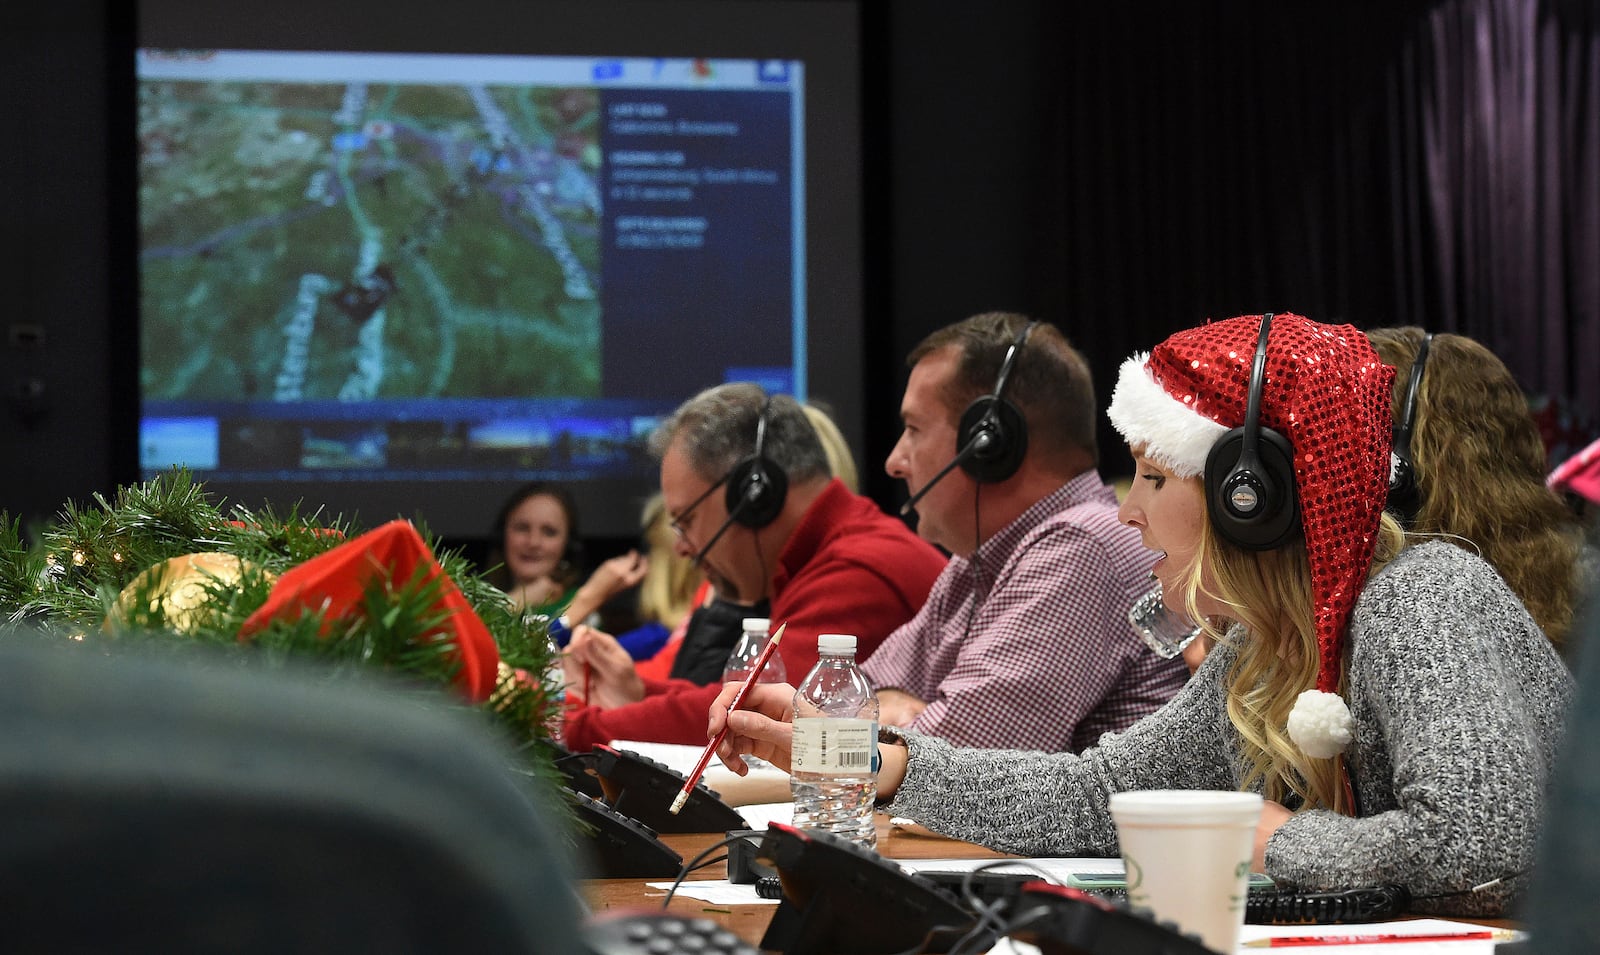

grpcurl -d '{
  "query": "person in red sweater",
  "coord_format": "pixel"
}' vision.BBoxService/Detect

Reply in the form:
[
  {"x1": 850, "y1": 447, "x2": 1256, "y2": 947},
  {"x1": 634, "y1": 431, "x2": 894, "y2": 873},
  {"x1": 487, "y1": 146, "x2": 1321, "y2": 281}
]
[{"x1": 560, "y1": 383, "x2": 947, "y2": 750}]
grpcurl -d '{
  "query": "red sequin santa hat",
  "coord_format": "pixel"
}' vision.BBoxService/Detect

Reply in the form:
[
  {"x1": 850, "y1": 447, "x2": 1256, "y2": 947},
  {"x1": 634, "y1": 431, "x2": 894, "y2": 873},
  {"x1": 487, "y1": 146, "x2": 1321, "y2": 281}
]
[{"x1": 1107, "y1": 314, "x2": 1395, "y2": 755}]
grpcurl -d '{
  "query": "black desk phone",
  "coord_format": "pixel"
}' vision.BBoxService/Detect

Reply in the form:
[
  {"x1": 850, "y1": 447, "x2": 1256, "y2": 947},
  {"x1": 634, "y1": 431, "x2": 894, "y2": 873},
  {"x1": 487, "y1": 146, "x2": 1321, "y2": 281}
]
[
  {"x1": 566, "y1": 790, "x2": 683, "y2": 879},
  {"x1": 558, "y1": 742, "x2": 749, "y2": 879},
  {"x1": 752, "y1": 822, "x2": 1212, "y2": 955},
  {"x1": 590, "y1": 743, "x2": 748, "y2": 834},
  {"x1": 1004, "y1": 883, "x2": 1216, "y2": 955},
  {"x1": 585, "y1": 911, "x2": 761, "y2": 955}
]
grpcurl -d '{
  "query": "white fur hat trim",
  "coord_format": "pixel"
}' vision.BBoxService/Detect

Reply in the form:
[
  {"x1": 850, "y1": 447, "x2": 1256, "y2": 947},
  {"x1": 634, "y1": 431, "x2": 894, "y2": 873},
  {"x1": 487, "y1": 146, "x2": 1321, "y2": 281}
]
[
  {"x1": 1286, "y1": 689, "x2": 1354, "y2": 759},
  {"x1": 1106, "y1": 353, "x2": 1229, "y2": 479}
]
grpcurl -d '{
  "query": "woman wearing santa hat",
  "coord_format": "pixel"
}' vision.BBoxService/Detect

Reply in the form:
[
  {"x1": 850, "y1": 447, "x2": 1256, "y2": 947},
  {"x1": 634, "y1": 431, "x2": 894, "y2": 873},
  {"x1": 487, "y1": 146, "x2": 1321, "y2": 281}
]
[{"x1": 709, "y1": 312, "x2": 1573, "y2": 917}]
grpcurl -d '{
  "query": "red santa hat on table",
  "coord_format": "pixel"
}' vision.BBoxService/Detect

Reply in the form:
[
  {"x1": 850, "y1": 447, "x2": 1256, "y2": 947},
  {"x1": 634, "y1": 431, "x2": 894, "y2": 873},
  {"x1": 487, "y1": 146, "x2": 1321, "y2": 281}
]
[
  {"x1": 238, "y1": 520, "x2": 500, "y2": 702},
  {"x1": 1107, "y1": 313, "x2": 1395, "y2": 758}
]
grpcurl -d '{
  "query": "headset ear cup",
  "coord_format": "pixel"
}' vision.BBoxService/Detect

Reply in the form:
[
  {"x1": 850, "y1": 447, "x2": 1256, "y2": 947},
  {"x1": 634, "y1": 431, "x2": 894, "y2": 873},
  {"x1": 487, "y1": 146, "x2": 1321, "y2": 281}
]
[
  {"x1": 723, "y1": 455, "x2": 789, "y2": 529},
  {"x1": 1204, "y1": 426, "x2": 1302, "y2": 551},
  {"x1": 1387, "y1": 454, "x2": 1421, "y2": 526},
  {"x1": 957, "y1": 396, "x2": 1029, "y2": 484}
]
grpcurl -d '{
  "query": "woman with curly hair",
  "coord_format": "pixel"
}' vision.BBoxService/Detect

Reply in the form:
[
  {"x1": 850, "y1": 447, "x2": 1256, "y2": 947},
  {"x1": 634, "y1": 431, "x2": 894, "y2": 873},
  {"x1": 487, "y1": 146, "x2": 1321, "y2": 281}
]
[{"x1": 1367, "y1": 327, "x2": 1585, "y2": 652}]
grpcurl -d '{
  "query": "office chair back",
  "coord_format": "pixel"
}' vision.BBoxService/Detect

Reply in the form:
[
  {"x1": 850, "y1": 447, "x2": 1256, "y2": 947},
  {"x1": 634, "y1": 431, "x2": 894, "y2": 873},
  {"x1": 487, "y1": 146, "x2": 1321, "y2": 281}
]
[{"x1": 0, "y1": 634, "x2": 586, "y2": 954}]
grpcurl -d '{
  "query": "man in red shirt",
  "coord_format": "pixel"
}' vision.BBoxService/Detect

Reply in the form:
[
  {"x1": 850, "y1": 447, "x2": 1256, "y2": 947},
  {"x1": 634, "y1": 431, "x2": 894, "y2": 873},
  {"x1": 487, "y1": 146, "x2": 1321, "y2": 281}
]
[{"x1": 560, "y1": 383, "x2": 947, "y2": 749}]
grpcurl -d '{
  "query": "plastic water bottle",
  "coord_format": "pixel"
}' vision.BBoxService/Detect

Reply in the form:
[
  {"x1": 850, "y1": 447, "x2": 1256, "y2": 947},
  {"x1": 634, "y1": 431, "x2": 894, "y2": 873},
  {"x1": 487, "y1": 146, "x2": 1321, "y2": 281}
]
[
  {"x1": 791, "y1": 633, "x2": 879, "y2": 848},
  {"x1": 722, "y1": 617, "x2": 789, "y2": 686}
]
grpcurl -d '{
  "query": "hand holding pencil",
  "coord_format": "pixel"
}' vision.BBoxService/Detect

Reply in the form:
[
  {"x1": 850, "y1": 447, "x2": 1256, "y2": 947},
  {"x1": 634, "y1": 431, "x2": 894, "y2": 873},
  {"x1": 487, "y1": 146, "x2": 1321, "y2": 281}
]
[
  {"x1": 672, "y1": 627, "x2": 796, "y2": 812},
  {"x1": 563, "y1": 625, "x2": 644, "y2": 709},
  {"x1": 703, "y1": 687, "x2": 799, "y2": 774}
]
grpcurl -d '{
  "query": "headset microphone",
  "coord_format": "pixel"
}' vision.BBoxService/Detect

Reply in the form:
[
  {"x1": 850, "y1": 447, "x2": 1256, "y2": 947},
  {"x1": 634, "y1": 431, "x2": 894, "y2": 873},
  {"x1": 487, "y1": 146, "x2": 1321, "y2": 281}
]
[
  {"x1": 690, "y1": 483, "x2": 758, "y2": 568},
  {"x1": 898, "y1": 432, "x2": 991, "y2": 516},
  {"x1": 898, "y1": 320, "x2": 1036, "y2": 517}
]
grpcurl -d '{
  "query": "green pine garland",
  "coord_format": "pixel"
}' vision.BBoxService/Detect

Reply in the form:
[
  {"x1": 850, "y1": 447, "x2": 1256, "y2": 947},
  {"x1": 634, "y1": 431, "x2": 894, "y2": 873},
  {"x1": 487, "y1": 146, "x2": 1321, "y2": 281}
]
[{"x1": 0, "y1": 468, "x2": 568, "y2": 803}]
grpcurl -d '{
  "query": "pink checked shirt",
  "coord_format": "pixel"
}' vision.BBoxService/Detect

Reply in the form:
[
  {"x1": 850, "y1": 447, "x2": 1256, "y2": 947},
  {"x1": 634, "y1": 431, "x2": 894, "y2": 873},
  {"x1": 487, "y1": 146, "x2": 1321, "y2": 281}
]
[{"x1": 861, "y1": 471, "x2": 1187, "y2": 752}]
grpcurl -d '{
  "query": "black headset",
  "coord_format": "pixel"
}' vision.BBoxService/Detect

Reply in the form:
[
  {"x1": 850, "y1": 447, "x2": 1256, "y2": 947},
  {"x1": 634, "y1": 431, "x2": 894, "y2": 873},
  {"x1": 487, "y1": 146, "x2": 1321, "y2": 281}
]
[
  {"x1": 899, "y1": 320, "x2": 1037, "y2": 516},
  {"x1": 689, "y1": 396, "x2": 791, "y2": 568},
  {"x1": 1386, "y1": 332, "x2": 1433, "y2": 525},
  {"x1": 1203, "y1": 313, "x2": 1303, "y2": 551},
  {"x1": 957, "y1": 320, "x2": 1037, "y2": 483},
  {"x1": 722, "y1": 396, "x2": 789, "y2": 530}
]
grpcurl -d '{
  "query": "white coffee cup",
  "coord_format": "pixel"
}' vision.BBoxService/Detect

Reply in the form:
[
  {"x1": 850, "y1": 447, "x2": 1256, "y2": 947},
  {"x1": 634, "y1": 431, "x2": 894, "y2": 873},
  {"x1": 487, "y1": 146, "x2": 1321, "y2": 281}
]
[{"x1": 1108, "y1": 790, "x2": 1264, "y2": 954}]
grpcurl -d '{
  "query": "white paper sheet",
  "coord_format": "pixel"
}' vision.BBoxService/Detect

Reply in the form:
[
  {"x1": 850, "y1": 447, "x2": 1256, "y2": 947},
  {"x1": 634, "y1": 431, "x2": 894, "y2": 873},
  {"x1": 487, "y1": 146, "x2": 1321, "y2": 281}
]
[
  {"x1": 896, "y1": 856, "x2": 1123, "y2": 881},
  {"x1": 605, "y1": 740, "x2": 709, "y2": 776},
  {"x1": 644, "y1": 879, "x2": 782, "y2": 906},
  {"x1": 737, "y1": 801, "x2": 794, "y2": 829},
  {"x1": 983, "y1": 941, "x2": 1044, "y2": 955}
]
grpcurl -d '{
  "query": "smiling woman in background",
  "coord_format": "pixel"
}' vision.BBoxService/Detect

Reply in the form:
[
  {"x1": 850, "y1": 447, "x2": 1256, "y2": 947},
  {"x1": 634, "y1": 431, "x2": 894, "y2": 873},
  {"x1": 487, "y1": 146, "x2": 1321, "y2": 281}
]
[
  {"x1": 489, "y1": 481, "x2": 650, "y2": 633},
  {"x1": 491, "y1": 482, "x2": 586, "y2": 616}
]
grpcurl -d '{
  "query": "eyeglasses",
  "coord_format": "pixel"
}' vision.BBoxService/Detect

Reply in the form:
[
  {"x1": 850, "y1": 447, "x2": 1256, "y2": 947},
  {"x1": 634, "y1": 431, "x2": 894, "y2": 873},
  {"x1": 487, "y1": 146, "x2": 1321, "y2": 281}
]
[{"x1": 668, "y1": 474, "x2": 730, "y2": 542}]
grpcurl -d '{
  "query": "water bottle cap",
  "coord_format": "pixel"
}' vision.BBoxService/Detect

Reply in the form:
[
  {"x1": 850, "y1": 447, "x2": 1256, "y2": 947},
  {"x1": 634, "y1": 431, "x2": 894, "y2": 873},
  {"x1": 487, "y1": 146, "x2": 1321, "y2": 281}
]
[
  {"x1": 816, "y1": 633, "x2": 857, "y2": 653},
  {"x1": 742, "y1": 617, "x2": 771, "y2": 633}
]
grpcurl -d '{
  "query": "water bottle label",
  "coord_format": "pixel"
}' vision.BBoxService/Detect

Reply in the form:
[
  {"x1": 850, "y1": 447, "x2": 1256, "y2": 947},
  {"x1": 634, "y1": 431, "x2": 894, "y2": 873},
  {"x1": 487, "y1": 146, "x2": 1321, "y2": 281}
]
[{"x1": 792, "y1": 718, "x2": 877, "y2": 774}]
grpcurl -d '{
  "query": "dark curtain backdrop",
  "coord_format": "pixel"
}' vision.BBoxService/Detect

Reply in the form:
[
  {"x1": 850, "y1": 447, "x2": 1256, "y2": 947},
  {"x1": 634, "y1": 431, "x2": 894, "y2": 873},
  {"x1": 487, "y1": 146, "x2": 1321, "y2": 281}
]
[
  {"x1": 1014, "y1": 0, "x2": 1598, "y2": 477},
  {"x1": 1390, "y1": 0, "x2": 1599, "y2": 459}
]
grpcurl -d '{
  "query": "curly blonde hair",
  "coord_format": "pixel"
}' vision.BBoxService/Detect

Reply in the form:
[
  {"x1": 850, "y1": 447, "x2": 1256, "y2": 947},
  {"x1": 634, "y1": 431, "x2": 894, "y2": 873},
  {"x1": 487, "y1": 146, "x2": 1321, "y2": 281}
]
[
  {"x1": 1176, "y1": 508, "x2": 1407, "y2": 813},
  {"x1": 1367, "y1": 328, "x2": 1583, "y2": 650}
]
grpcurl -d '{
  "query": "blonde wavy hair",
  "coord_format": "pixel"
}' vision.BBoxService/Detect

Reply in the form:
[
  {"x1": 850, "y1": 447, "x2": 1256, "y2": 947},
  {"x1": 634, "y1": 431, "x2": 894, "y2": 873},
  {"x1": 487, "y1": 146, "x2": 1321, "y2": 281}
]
[
  {"x1": 1174, "y1": 508, "x2": 1407, "y2": 813},
  {"x1": 1367, "y1": 328, "x2": 1583, "y2": 650},
  {"x1": 802, "y1": 403, "x2": 859, "y2": 493},
  {"x1": 635, "y1": 494, "x2": 701, "y2": 628}
]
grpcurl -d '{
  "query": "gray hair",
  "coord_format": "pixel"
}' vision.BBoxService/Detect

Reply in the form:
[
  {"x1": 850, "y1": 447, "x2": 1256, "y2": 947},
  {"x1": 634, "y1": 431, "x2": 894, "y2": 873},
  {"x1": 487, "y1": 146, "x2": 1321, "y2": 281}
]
[{"x1": 649, "y1": 383, "x2": 830, "y2": 485}]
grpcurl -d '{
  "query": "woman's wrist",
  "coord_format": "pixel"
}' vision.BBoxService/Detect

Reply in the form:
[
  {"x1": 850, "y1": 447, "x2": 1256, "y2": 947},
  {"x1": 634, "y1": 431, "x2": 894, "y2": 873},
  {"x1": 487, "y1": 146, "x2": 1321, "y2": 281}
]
[
  {"x1": 875, "y1": 730, "x2": 910, "y2": 803},
  {"x1": 564, "y1": 585, "x2": 599, "y2": 624}
]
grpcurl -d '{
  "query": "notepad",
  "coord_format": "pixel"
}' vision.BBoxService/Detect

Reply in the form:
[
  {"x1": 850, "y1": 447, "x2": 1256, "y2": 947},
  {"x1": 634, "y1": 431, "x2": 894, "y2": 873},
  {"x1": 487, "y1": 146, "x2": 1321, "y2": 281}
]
[{"x1": 608, "y1": 739, "x2": 792, "y2": 809}]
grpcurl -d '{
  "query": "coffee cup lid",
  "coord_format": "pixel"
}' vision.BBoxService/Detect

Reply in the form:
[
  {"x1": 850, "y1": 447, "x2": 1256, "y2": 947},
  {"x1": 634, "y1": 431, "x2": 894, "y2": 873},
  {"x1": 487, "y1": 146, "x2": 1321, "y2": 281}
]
[{"x1": 1109, "y1": 789, "x2": 1263, "y2": 824}]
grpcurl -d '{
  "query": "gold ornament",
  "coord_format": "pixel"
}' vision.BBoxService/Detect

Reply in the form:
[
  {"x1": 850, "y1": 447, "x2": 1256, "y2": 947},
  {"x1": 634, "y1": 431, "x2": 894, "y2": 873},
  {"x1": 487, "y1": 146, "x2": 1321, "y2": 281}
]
[{"x1": 108, "y1": 552, "x2": 255, "y2": 634}]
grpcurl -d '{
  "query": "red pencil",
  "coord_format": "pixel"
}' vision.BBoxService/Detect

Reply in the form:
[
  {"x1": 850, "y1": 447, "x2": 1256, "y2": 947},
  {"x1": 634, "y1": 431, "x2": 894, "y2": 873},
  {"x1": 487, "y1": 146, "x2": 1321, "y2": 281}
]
[
  {"x1": 1242, "y1": 928, "x2": 1518, "y2": 947},
  {"x1": 668, "y1": 622, "x2": 787, "y2": 815}
]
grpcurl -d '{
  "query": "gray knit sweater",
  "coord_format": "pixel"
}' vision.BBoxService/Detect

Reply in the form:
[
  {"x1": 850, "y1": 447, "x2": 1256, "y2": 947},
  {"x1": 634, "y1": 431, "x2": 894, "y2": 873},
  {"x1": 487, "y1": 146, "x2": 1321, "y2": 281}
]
[{"x1": 882, "y1": 542, "x2": 1573, "y2": 916}]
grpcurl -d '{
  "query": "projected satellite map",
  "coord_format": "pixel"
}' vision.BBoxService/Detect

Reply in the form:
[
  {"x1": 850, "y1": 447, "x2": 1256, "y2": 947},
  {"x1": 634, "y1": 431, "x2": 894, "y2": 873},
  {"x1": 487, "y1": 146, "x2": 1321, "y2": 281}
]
[{"x1": 138, "y1": 78, "x2": 603, "y2": 403}]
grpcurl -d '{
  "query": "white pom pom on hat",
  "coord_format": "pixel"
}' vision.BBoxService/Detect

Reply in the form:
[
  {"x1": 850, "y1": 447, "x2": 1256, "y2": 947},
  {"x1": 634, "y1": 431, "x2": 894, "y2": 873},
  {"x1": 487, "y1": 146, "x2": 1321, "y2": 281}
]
[{"x1": 1286, "y1": 689, "x2": 1354, "y2": 759}]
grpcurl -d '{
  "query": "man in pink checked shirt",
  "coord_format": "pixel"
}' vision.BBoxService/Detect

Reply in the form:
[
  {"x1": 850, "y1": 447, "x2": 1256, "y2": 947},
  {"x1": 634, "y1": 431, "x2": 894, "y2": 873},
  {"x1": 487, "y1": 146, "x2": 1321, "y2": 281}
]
[{"x1": 864, "y1": 312, "x2": 1185, "y2": 752}]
